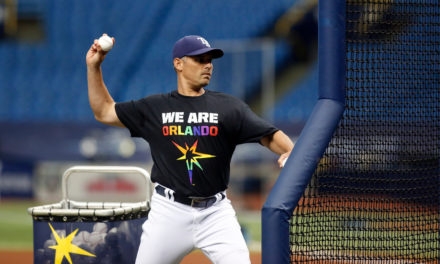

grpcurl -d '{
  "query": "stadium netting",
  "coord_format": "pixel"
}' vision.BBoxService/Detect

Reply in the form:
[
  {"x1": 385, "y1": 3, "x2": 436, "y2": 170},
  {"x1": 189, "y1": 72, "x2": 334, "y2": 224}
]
[{"x1": 290, "y1": 0, "x2": 440, "y2": 263}]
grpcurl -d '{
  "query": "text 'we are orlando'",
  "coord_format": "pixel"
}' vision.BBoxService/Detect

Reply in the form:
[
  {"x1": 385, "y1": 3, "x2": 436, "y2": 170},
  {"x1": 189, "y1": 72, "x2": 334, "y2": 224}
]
[{"x1": 162, "y1": 112, "x2": 218, "y2": 136}]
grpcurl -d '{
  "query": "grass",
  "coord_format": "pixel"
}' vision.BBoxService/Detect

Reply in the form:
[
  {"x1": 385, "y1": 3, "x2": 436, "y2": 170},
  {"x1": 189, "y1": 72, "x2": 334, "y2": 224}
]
[
  {"x1": 237, "y1": 211, "x2": 262, "y2": 252},
  {"x1": 0, "y1": 200, "x2": 38, "y2": 250},
  {"x1": 290, "y1": 213, "x2": 440, "y2": 261}
]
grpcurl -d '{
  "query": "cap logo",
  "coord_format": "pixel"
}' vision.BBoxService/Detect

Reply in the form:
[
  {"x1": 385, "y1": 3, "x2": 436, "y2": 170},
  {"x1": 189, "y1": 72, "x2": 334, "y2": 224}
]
[{"x1": 197, "y1": 37, "x2": 211, "y2": 48}]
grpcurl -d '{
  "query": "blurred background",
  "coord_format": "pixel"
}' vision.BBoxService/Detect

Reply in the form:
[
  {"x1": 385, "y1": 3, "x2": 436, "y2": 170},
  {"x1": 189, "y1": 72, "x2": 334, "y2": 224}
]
[{"x1": 0, "y1": 0, "x2": 318, "y2": 259}]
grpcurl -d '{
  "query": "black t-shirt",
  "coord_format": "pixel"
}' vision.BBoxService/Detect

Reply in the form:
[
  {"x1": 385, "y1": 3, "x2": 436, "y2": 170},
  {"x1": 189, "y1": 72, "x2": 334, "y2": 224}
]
[{"x1": 115, "y1": 90, "x2": 278, "y2": 197}]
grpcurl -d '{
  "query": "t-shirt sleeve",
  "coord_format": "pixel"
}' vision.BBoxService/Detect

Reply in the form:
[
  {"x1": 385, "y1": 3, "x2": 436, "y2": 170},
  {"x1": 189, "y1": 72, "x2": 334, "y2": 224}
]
[
  {"x1": 236, "y1": 102, "x2": 279, "y2": 144},
  {"x1": 115, "y1": 100, "x2": 145, "y2": 137}
]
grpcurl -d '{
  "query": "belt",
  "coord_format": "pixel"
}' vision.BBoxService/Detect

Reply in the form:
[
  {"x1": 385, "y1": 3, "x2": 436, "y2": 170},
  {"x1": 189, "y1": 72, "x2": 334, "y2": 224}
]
[{"x1": 155, "y1": 185, "x2": 225, "y2": 208}]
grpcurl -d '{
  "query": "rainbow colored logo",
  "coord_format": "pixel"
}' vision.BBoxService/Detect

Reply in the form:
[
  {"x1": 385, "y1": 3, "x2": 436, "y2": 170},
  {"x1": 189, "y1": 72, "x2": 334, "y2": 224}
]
[{"x1": 172, "y1": 140, "x2": 215, "y2": 185}]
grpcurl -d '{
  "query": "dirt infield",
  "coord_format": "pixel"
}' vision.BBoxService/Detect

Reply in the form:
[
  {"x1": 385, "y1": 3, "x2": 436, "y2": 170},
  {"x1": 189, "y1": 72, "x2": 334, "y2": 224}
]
[
  {"x1": 0, "y1": 250, "x2": 33, "y2": 263},
  {"x1": 0, "y1": 250, "x2": 262, "y2": 264}
]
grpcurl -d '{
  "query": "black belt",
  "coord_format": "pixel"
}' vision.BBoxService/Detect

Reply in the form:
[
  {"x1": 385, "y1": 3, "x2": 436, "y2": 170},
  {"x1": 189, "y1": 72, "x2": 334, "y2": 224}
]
[{"x1": 155, "y1": 185, "x2": 225, "y2": 208}]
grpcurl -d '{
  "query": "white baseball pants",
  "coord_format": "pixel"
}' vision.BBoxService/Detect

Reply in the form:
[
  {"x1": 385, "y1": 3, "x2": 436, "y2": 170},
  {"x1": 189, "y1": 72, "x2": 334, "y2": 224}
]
[{"x1": 135, "y1": 189, "x2": 251, "y2": 264}]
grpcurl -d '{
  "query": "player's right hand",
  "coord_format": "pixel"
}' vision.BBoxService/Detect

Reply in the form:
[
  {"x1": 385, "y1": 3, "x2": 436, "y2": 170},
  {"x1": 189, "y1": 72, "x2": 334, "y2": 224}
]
[{"x1": 86, "y1": 35, "x2": 115, "y2": 68}]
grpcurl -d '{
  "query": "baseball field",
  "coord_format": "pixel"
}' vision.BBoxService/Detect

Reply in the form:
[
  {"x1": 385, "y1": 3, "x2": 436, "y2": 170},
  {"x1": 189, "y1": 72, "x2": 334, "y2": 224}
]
[{"x1": 0, "y1": 200, "x2": 262, "y2": 264}]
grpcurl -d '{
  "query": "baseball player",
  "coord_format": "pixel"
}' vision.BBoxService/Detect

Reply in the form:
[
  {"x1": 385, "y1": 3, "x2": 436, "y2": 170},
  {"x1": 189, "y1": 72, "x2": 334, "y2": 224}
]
[{"x1": 86, "y1": 34, "x2": 294, "y2": 264}]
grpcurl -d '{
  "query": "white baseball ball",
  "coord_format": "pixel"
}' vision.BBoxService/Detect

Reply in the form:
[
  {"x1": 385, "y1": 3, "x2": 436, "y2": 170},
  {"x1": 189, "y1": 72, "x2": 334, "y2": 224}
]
[
  {"x1": 98, "y1": 35, "x2": 113, "y2": 52},
  {"x1": 93, "y1": 222, "x2": 108, "y2": 234},
  {"x1": 281, "y1": 157, "x2": 288, "y2": 167},
  {"x1": 72, "y1": 231, "x2": 90, "y2": 245},
  {"x1": 88, "y1": 232, "x2": 106, "y2": 246}
]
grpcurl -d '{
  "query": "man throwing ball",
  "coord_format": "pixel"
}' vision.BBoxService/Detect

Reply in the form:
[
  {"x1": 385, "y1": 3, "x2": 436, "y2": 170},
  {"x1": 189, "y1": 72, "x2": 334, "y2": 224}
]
[{"x1": 86, "y1": 34, "x2": 293, "y2": 264}]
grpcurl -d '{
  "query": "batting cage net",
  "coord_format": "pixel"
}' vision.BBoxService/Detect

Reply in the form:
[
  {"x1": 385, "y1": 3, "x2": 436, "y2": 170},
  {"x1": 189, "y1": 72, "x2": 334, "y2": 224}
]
[{"x1": 290, "y1": 1, "x2": 440, "y2": 263}]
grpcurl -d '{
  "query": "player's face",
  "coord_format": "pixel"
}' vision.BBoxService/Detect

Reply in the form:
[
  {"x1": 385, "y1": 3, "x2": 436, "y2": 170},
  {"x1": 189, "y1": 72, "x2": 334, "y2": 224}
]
[{"x1": 182, "y1": 54, "x2": 214, "y2": 88}]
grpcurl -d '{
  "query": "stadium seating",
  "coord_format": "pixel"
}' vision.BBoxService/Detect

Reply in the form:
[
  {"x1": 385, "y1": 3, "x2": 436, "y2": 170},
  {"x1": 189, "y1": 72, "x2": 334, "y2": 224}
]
[
  {"x1": 272, "y1": 63, "x2": 318, "y2": 123},
  {"x1": 0, "y1": 0, "x2": 300, "y2": 122}
]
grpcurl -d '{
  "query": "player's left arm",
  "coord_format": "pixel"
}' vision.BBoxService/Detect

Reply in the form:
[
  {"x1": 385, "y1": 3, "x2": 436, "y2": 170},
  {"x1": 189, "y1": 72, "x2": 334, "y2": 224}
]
[{"x1": 260, "y1": 130, "x2": 294, "y2": 168}]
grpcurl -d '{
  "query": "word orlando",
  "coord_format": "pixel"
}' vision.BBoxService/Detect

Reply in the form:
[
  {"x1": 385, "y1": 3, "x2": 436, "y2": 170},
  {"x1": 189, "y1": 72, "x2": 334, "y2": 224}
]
[{"x1": 162, "y1": 112, "x2": 219, "y2": 136}]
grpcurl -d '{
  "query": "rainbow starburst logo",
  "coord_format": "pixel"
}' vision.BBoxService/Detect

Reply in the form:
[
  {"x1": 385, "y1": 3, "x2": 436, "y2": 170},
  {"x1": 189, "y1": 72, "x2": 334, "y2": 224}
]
[{"x1": 172, "y1": 140, "x2": 215, "y2": 185}]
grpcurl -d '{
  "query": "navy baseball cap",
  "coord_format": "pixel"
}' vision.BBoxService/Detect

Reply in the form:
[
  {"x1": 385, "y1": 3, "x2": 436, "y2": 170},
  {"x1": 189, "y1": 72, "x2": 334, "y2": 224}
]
[{"x1": 172, "y1": 35, "x2": 224, "y2": 59}]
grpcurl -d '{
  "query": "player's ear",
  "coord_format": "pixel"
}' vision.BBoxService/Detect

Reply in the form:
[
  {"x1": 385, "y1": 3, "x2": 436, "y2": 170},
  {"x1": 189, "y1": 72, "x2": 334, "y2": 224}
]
[{"x1": 174, "y1": 57, "x2": 184, "y2": 72}]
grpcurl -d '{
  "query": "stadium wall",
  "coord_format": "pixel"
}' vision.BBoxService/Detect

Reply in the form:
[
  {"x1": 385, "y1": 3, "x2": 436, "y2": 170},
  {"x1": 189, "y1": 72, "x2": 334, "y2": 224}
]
[{"x1": 261, "y1": 0, "x2": 345, "y2": 263}]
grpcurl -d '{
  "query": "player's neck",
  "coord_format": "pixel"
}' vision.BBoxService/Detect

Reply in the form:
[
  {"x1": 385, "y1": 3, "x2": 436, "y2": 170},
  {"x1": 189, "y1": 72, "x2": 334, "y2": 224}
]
[{"x1": 177, "y1": 82, "x2": 205, "y2": 97}]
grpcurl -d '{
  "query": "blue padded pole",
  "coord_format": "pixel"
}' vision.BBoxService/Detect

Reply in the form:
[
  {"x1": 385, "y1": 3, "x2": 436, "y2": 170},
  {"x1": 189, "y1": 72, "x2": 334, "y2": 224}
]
[
  {"x1": 319, "y1": 0, "x2": 346, "y2": 102},
  {"x1": 262, "y1": 99, "x2": 344, "y2": 263},
  {"x1": 261, "y1": 0, "x2": 345, "y2": 263}
]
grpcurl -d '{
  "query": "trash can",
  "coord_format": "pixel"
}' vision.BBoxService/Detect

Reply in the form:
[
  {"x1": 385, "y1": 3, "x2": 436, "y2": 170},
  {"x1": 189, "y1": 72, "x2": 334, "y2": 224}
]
[{"x1": 28, "y1": 166, "x2": 151, "y2": 264}]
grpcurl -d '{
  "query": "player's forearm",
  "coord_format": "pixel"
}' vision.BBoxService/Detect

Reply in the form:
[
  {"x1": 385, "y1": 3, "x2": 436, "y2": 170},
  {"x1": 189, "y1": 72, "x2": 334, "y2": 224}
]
[
  {"x1": 261, "y1": 130, "x2": 294, "y2": 155},
  {"x1": 87, "y1": 65, "x2": 116, "y2": 122}
]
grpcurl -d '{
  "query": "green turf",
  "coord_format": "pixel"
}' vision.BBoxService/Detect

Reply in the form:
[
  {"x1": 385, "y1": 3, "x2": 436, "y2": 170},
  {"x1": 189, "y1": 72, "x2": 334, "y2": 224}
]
[
  {"x1": 0, "y1": 200, "x2": 37, "y2": 250},
  {"x1": 290, "y1": 214, "x2": 440, "y2": 260},
  {"x1": 237, "y1": 211, "x2": 262, "y2": 251}
]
